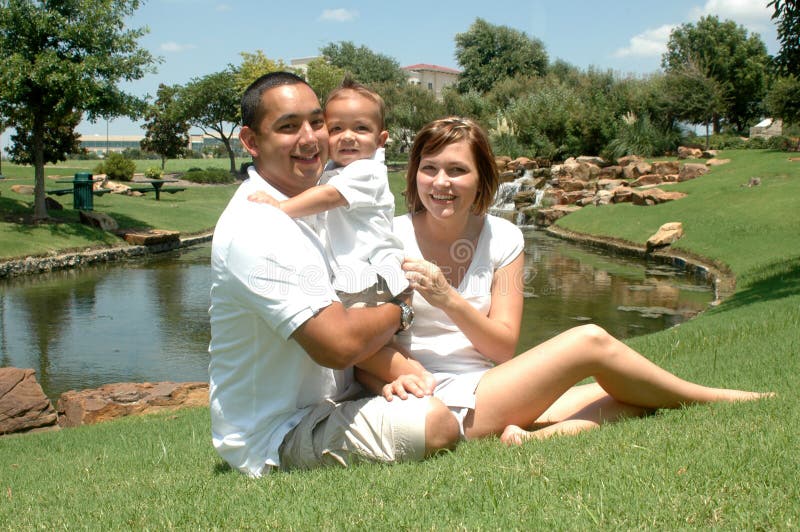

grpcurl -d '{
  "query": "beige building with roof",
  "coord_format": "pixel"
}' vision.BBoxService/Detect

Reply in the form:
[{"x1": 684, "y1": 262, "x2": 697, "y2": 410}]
[{"x1": 402, "y1": 63, "x2": 460, "y2": 101}]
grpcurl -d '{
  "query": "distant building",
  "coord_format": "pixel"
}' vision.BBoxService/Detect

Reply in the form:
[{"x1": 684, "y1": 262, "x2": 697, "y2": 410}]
[
  {"x1": 290, "y1": 56, "x2": 319, "y2": 76},
  {"x1": 402, "y1": 64, "x2": 460, "y2": 101},
  {"x1": 79, "y1": 133, "x2": 243, "y2": 156},
  {"x1": 749, "y1": 118, "x2": 783, "y2": 139}
]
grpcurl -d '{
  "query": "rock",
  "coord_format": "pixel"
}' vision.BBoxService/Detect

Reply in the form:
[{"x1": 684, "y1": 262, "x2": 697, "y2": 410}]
[
  {"x1": 678, "y1": 163, "x2": 709, "y2": 182},
  {"x1": 593, "y1": 190, "x2": 614, "y2": 205},
  {"x1": 701, "y1": 150, "x2": 718, "y2": 159},
  {"x1": 534, "y1": 205, "x2": 582, "y2": 227},
  {"x1": 57, "y1": 381, "x2": 209, "y2": 427},
  {"x1": 611, "y1": 187, "x2": 633, "y2": 203},
  {"x1": 106, "y1": 181, "x2": 131, "y2": 194},
  {"x1": 512, "y1": 189, "x2": 540, "y2": 207},
  {"x1": 597, "y1": 178, "x2": 627, "y2": 191},
  {"x1": 742, "y1": 177, "x2": 762, "y2": 187},
  {"x1": 677, "y1": 146, "x2": 703, "y2": 159},
  {"x1": 652, "y1": 161, "x2": 680, "y2": 176},
  {"x1": 705, "y1": 158, "x2": 731, "y2": 166},
  {"x1": 647, "y1": 222, "x2": 684, "y2": 251},
  {"x1": 576, "y1": 155, "x2": 607, "y2": 166},
  {"x1": 598, "y1": 165, "x2": 623, "y2": 179},
  {"x1": 45, "y1": 196, "x2": 63, "y2": 211},
  {"x1": 559, "y1": 179, "x2": 589, "y2": 192},
  {"x1": 616, "y1": 155, "x2": 643, "y2": 167},
  {"x1": 622, "y1": 161, "x2": 653, "y2": 180},
  {"x1": 10, "y1": 185, "x2": 35, "y2": 195},
  {"x1": 632, "y1": 188, "x2": 688, "y2": 206},
  {"x1": 79, "y1": 211, "x2": 119, "y2": 231},
  {"x1": 495, "y1": 156, "x2": 512, "y2": 172},
  {"x1": 630, "y1": 174, "x2": 665, "y2": 187},
  {"x1": 0, "y1": 368, "x2": 58, "y2": 435},
  {"x1": 509, "y1": 156, "x2": 537, "y2": 170},
  {"x1": 122, "y1": 229, "x2": 180, "y2": 246}
]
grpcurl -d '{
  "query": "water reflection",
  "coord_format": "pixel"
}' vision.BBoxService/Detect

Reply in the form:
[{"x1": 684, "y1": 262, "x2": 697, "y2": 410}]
[{"x1": 0, "y1": 231, "x2": 713, "y2": 400}]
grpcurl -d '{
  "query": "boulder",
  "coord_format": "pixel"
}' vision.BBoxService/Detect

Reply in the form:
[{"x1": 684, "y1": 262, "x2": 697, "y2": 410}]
[
  {"x1": 559, "y1": 179, "x2": 589, "y2": 192},
  {"x1": 616, "y1": 155, "x2": 643, "y2": 167},
  {"x1": 534, "y1": 205, "x2": 582, "y2": 227},
  {"x1": 677, "y1": 146, "x2": 703, "y2": 159},
  {"x1": 512, "y1": 189, "x2": 540, "y2": 208},
  {"x1": 612, "y1": 187, "x2": 634, "y2": 203},
  {"x1": 57, "y1": 381, "x2": 209, "y2": 427},
  {"x1": 495, "y1": 156, "x2": 512, "y2": 172},
  {"x1": 598, "y1": 165, "x2": 623, "y2": 179},
  {"x1": 45, "y1": 196, "x2": 64, "y2": 211},
  {"x1": 509, "y1": 156, "x2": 537, "y2": 170},
  {"x1": 678, "y1": 163, "x2": 709, "y2": 182},
  {"x1": 632, "y1": 188, "x2": 688, "y2": 206},
  {"x1": 79, "y1": 210, "x2": 119, "y2": 231},
  {"x1": 701, "y1": 150, "x2": 718, "y2": 159},
  {"x1": 597, "y1": 178, "x2": 627, "y2": 191},
  {"x1": 10, "y1": 185, "x2": 35, "y2": 195},
  {"x1": 576, "y1": 155, "x2": 607, "y2": 166},
  {"x1": 705, "y1": 158, "x2": 731, "y2": 167},
  {"x1": 622, "y1": 161, "x2": 653, "y2": 180},
  {"x1": 0, "y1": 368, "x2": 58, "y2": 435},
  {"x1": 630, "y1": 174, "x2": 665, "y2": 187},
  {"x1": 122, "y1": 229, "x2": 180, "y2": 246},
  {"x1": 647, "y1": 222, "x2": 684, "y2": 251},
  {"x1": 593, "y1": 189, "x2": 614, "y2": 206},
  {"x1": 652, "y1": 161, "x2": 680, "y2": 176}
]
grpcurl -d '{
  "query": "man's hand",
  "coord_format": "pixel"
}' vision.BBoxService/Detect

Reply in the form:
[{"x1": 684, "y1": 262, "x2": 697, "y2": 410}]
[
  {"x1": 381, "y1": 371, "x2": 435, "y2": 402},
  {"x1": 247, "y1": 191, "x2": 280, "y2": 208}
]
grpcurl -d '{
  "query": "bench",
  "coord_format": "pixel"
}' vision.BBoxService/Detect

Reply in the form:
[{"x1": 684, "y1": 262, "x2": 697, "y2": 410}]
[
  {"x1": 129, "y1": 181, "x2": 186, "y2": 200},
  {"x1": 47, "y1": 188, "x2": 112, "y2": 197}
]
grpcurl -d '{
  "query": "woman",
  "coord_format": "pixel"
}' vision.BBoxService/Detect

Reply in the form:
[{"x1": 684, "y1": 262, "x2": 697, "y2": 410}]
[{"x1": 388, "y1": 116, "x2": 769, "y2": 445}]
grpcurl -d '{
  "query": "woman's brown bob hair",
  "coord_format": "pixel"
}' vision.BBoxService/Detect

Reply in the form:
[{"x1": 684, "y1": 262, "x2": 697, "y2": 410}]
[{"x1": 404, "y1": 117, "x2": 499, "y2": 215}]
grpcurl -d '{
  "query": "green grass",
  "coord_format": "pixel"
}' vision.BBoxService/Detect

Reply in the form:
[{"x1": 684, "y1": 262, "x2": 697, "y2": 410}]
[{"x1": 1, "y1": 151, "x2": 799, "y2": 528}]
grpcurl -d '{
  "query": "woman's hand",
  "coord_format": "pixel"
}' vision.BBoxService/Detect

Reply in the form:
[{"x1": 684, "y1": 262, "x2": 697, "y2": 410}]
[
  {"x1": 247, "y1": 191, "x2": 280, "y2": 208},
  {"x1": 381, "y1": 371, "x2": 435, "y2": 402},
  {"x1": 402, "y1": 257, "x2": 454, "y2": 310}
]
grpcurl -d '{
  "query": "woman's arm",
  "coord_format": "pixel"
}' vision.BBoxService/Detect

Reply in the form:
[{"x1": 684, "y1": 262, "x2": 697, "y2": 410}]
[{"x1": 403, "y1": 253, "x2": 525, "y2": 364}]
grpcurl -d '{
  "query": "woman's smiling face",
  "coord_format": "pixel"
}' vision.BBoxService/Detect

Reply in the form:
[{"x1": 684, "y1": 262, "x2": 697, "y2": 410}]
[{"x1": 415, "y1": 139, "x2": 480, "y2": 221}]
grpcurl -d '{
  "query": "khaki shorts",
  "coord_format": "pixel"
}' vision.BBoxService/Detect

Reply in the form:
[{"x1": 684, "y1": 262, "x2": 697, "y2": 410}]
[{"x1": 277, "y1": 394, "x2": 429, "y2": 471}]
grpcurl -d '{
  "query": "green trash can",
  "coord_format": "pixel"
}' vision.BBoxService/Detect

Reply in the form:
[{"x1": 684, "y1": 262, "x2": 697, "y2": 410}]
[{"x1": 73, "y1": 172, "x2": 94, "y2": 211}]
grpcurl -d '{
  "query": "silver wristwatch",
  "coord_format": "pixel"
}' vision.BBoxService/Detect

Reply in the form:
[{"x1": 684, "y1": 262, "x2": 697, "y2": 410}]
[{"x1": 390, "y1": 298, "x2": 414, "y2": 332}]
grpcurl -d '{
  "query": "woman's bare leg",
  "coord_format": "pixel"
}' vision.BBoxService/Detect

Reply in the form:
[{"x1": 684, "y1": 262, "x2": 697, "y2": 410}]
[{"x1": 463, "y1": 324, "x2": 769, "y2": 440}]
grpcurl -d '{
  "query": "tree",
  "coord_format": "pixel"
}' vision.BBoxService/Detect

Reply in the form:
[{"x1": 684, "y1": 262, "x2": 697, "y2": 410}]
[
  {"x1": 454, "y1": 18, "x2": 548, "y2": 94},
  {"x1": 766, "y1": 75, "x2": 800, "y2": 126},
  {"x1": 178, "y1": 70, "x2": 239, "y2": 173},
  {"x1": 140, "y1": 84, "x2": 189, "y2": 169},
  {"x1": 233, "y1": 50, "x2": 287, "y2": 96},
  {"x1": 0, "y1": 0, "x2": 156, "y2": 220},
  {"x1": 305, "y1": 58, "x2": 346, "y2": 101},
  {"x1": 8, "y1": 111, "x2": 82, "y2": 164},
  {"x1": 378, "y1": 82, "x2": 444, "y2": 154},
  {"x1": 770, "y1": 0, "x2": 800, "y2": 76},
  {"x1": 321, "y1": 41, "x2": 406, "y2": 85},
  {"x1": 662, "y1": 16, "x2": 769, "y2": 133},
  {"x1": 664, "y1": 61, "x2": 728, "y2": 148}
]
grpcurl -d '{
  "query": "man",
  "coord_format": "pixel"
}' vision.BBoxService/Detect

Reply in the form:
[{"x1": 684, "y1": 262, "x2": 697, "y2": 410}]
[{"x1": 208, "y1": 71, "x2": 458, "y2": 476}]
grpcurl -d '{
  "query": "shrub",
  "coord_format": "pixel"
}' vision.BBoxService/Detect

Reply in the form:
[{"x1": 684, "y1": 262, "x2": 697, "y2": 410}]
[
  {"x1": 144, "y1": 166, "x2": 162, "y2": 179},
  {"x1": 94, "y1": 152, "x2": 136, "y2": 181},
  {"x1": 180, "y1": 167, "x2": 236, "y2": 184},
  {"x1": 605, "y1": 112, "x2": 679, "y2": 160},
  {"x1": 766, "y1": 135, "x2": 794, "y2": 151}
]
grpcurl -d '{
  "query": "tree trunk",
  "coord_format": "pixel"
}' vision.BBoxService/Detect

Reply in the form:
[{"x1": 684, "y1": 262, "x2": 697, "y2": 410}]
[
  {"x1": 32, "y1": 117, "x2": 48, "y2": 221},
  {"x1": 222, "y1": 137, "x2": 236, "y2": 173},
  {"x1": 161, "y1": 156, "x2": 166, "y2": 170}
]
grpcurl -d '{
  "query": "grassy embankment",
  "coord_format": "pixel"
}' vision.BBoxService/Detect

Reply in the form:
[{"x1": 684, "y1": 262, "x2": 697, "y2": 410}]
[{"x1": 0, "y1": 150, "x2": 798, "y2": 528}]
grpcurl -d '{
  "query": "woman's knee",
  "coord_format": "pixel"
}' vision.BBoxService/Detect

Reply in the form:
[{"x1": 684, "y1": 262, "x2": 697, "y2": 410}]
[{"x1": 424, "y1": 397, "x2": 460, "y2": 455}]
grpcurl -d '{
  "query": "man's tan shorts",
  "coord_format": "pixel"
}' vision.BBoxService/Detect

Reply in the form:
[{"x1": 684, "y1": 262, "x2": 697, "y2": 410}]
[{"x1": 277, "y1": 395, "x2": 429, "y2": 470}]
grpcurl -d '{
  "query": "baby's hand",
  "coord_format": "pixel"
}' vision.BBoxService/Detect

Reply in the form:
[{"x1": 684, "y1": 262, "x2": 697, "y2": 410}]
[{"x1": 247, "y1": 191, "x2": 280, "y2": 208}]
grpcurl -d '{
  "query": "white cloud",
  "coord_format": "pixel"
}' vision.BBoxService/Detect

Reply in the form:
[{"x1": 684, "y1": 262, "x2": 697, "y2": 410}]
[
  {"x1": 613, "y1": 25, "x2": 676, "y2": 58},
  {"x1": 160, "y1": 42, "x2": 197, "y2": 53},
  {"x1": 215, "y1": 3, "x2": 232, "y2": 11},
  {"x1": 319, "y1": 8, "x2": 358, "y2": 22},
  {"x1": 690, "y1": 0, "x2": 772, "y2": 33}
]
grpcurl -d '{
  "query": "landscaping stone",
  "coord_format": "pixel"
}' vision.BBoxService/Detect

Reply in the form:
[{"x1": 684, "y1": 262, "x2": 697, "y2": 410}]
[
  {"x1": 706, "y1": 158, "x2": 731, "y2": 166},
  {"x1": 647, "y1": 222, "x2": 684, "y2": 251},
  {"x1": 632, "y1": 188, "x2": 688, "y2": 206},
  {"x1": 79, "y1": 210, "x2": 119, "y2": 231},
  {"x1": 10, "y1": 185, "x2": 34, "y2": 195},
  {"x1": 677, "y1": 146, "x2": 703, "y2": 159},
  {"x1": 0, "y1": 368, "x2": 58, "y2": 435},
  {"x1": 45, "y1": 196, "x2": 63, "y2": 211},
  {"x1": 535, "y1": 205, "x2": 582, "y2": 226},
  {"x1": 678, "y1": 163, "x2": 709, "y2": 181},
  {"x1": 57, "y1": 381, "x2": 209, "y2": 427},
  {"x1": 122, "y1": 229, "x2": 181, "y2": 246}
]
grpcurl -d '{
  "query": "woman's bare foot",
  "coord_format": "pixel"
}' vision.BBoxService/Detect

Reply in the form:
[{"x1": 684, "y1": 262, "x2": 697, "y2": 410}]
[
  {"x1": 500, "y1": 425, "x2": 533, "y2": 446},
  {"x1": 714, "y1": 389, "x2": 775, "y2": 402}
]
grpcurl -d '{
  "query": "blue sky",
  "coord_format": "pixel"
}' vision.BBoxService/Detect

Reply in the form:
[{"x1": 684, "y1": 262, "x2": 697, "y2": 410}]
[{"x1": 1, "y1": 0, "x2": 780, "y2": 148}]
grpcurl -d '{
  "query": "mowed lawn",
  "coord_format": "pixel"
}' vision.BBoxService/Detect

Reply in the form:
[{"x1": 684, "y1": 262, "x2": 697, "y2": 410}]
[{"x1": 0, "y1": 150, "x2": 798, "y2": 528}]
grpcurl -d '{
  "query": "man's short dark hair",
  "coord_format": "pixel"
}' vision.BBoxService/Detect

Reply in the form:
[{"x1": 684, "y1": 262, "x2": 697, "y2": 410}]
[{"x1": 241, "y1": 71, "x2": 310, "y2": 129}]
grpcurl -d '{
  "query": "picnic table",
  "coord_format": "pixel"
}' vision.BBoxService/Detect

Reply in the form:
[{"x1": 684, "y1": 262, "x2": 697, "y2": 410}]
[
  {"x1": 48, "y1": 173, "x2": 107, "y2": 210},
  {"x1": 128, "y1": 179, "x2": 186, "y2": 200}
]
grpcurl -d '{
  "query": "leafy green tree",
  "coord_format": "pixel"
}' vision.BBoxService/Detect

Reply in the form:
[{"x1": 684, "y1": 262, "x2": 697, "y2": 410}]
[
  {"x1": 140, "y1": 84, "x2": 189, "y2": 170},
  {"x1": 7, "y1": 111, "x2": 82, "y2": 165},
  {"x1": 321, "y1": 41, "x2": 406, "y2": 85},
  {"x1": 378, "y1": 82, "x2": 444, "y2": 154},
  {"x1": 766, "y1": 75, "x2": 800, "y2": 126},
  {"x1": 178, "y1": 70, "x2": 240, "y2": 173},
  {"x1": 663, "y1": 61, "x2": 727, "y2": 147},
  {"x1": 662, "y1": 15, "x2": 769, "y2": 133},
  {"x1": 769, "y1": 0, "x2": 800, "y2": 76},
  {"x1": 305, "y1": 58, "x2": 346, "y2": 101},
  {"x1": 0, "y1": 0, "x2": 156, "y2": 220},
  {"x1": 455, "y1": 18, "x2": 548, "y2": 94},
  {"x1": 233, "y1": 50, "x2": 287, "y2": 96}
]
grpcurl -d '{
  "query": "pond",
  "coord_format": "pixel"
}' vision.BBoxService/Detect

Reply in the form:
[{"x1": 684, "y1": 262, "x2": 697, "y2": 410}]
[{"x1": 0, "y1": 229, "x2": 714, "y2": 400}]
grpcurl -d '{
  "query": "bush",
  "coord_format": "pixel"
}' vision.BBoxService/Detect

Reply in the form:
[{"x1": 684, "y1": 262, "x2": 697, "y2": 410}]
[
  {"x1": 180, "y1": 167, "x2": 236, "y2": 184},
  {"x1": 94, "y1": 152, "x2": 136, "y2": 181},
  {"x1": 144, "y1": 166, "x2": 162, "y2": 179},
  {"x1": 604, "y1": 113, "x2": 679, "y2": 160},
  {"x1": 765, "y1": 135, "x2": 795, "y2": 151}
]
